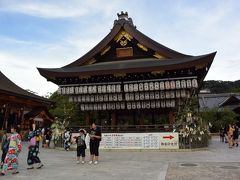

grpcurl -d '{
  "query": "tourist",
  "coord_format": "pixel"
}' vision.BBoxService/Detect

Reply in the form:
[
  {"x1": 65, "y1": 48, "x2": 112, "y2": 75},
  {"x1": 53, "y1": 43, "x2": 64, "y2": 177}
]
[
  {"x1": 63, "y1": 130, "x2": 71, "y2": 151},
  {"x1": 1, "y1": 131, "x2": 9, "y2": 168},
  {"x1": 45, "y1": 130, "x2": 52, "y2": 148},
  {"x1": 89, "y1": 123, "x2": 102, "y2": 165},
  {"x1": 27, "y1": 124, "x2": 44, "y2": 170},
  {"x1": 75, "y1": 129, "x2": 87, "y2": 164},
  {"x1": 0, "y1": 125, "x2": 22, "y2": 176},
  {"x1": 227, "y1": 124, "x2": 235, "y2": 148},
  {"x1": 233, "y1": 124, "x2": 239, "y2": 147}
]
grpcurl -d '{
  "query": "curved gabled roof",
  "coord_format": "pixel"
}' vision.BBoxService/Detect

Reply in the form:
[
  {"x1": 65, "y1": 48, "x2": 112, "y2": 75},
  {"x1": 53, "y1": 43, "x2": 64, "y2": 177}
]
[
  {"x1": 63, "y1": 14, "x2": 191, "y2": 68},
  {"x1": 0, "y1": 71, "x2": 53, "y2": 105}
]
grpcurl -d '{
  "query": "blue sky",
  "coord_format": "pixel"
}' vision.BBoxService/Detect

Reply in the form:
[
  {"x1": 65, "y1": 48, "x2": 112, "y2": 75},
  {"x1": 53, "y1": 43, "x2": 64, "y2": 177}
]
[{"x1": 0, "y1": 0, "x2": 240, "y2": 96}]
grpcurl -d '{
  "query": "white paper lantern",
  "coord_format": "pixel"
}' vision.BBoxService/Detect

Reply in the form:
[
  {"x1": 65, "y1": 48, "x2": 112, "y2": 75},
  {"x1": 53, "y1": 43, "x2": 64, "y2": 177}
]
[
  {"x1": 160, "y1": 91, "x2": 165, "y2": 99},
  {"x1": 171, "y1": 100, "x2": 175, "y2": 107},
  {"x1": 116, "y1": 84, "x2": 121, "y2": 92},
  {"x1": 145, "y1": 92, "x2": 150, "y2": 100},
  {"x1": 92, "y1": 86, "x2": 97, "y2": 93},
  {"x1": 176, "y1": 80, "x2": 181, "y2": 89},
  {"x1": 94, "y1": 104, "x2": 98, "y2": 110},
  {"x1": 74, "y1": 87, "x2": 79, "y2": 94},
  {"x1": 165, "y1": 81, "x2": 170, "y2": 90},
  {"x1": 78, "y1": 96, "x2": 82, "y2": 102},
  {"x1": 109, "y1": 94, "x2": 113, "y2": 101},
  {"x1": 69, "y1": 87, "x2": 74, "y2": 94},
  {"x1": 133, "y1": 84, "x2": 138, "y2": 92},
  {"x1": 176, "y1": 90, "x2": 181, "y2": 98},
  {"x1": 85, "y1": 104, "x2": 89, "y2": 111},
  {"x1": 150, "y1": 92, "x2": 155, "y2": 100},
  {"x1": 107, "y1": 85, "x2": 112, "y2": 93},
  {"x1": 83, "y1": 86, "x2": 88, "y2": 94},
  {"x1": 111, "y1": 103, "x2": 115, "y2": 110},
  {"x1": 187, "y1": 80, "x2": 192, "y2": 88},
  {"x1": 86, "y1": 95, "x2": 90, "y2": 102},
  {"x1": 129, "y1": 93, "x2": 134, "y2": 101},
  {"x1": 144, "y1": 82, "x2": 149, "y2": 91},
  {"x1": 104, "y1": 94, "x2": 108, "y2": 101},
  {"x1": 127, "y1": 102, "x2": 131, "y2": 109},
  {"x1": 132, "y1": 102, "x2": 136, "y2": 109},
  {"x1": 116, "y1": 102, "x2": 121, "y2": 109},
  {"x1": 90, "y1": 95, "x2": 95, "y2": 102},
  {"x1": 160, "y1": 82, "x2": 165, "y2": 90},
  {"x1": 137, "y1": 102, "x2": 141, "y2": 109},
  {"x1": 57, "y1": 88, "x2": 62, "y2": 94},
  {"x1": 186, "y1": 90, "x2": 191, "y2": 98},
  {"x1": 135, "y1": 92, "x2": 140, "y2": 100},
  {"x1": 155, "y1": 92, "x2": 160, "y2": 99},
  {"x1": 97, "y1": 104, "x2": 101, "y2": 110},
  {"x1": 113, "y1": 94, "x2": 118, "y2": 101},
  {"x1": 140, "y1": 92, "x2": 145, "y2": 100},
  {"x1": 156, "y1": 100, "x2": 161, "y2": 108},
  {"x1": 129, "y1": 84, "x2": 134, "y2": 92},
  {"x1": 78, "y1": 86, "x2": 83, "y2": 94},
  {"x1": 80, "y1": 104, "x2": 85, "y2": 111},
  {"x1": 89, "y1": 104, "x2": 93, "y2": 110},
  {"x1": 154, "y1": 82, "x2": 160, "y2": 90},
  {"x1": 124, "y1": 84, "x2": 129, "y2": 92},
  {"x1": 181, "y1": 90, "x2": 186, "y2": 97},
  {"x1": 146, "y1": 101, "x2": 150, "y2": 109},
  {"x1": 81, "y1": 95, "x2": 86, "y2": 102},
  {"x1": 88, "y1": 86, "x2": 93, "y2": 94},
  {"x1": 170, "y1": 81, "x2": 176, "y2": 89},
  {"x1": 111, "y1": 85, "x2": 116, "y2": 93},
  {"x1": 125, "y1": 93, "x2": 130, "y2": 101},
  {"x1": 66, "y1": 87, "x2": 70, "y2": 94},
  {"x1": 121, "y1": 102, "x2": 125, "y2": 109},
  {"x1": 95, "y1": 95, "x2": 99, "y2": 102},
  {"x1": 102, "y1": 85, "x2": 107, "y2": 93},
  {"x1": 98, "y1": 86, "x2": 102, "y2": 93},
  {"x1": 161, "y1": 101, "x2": 166, "y2": 108},
  {"x1": 118, "y1": 94, "x2": 123, "y2": 101},
  {"x1": 99, "y1": 95, "x2": 103, "y2": 102},
  {"x1": 166, "y1": 100, "x2": 171, "y2": 107},
  {"x1": 165, "y1": 91, "x2": 170, "y2": 99},
  {"x1": 139, "y1": 83, "x2": 144, "y2": 91},
  {"x1": 151, "y1": 101, "x2": 156, "y2": 108},
  {"x1": 149, "y1": 82, "x2": 154, "y2": 91},
  {"x1": 170, "y1": 91, "x2": 175, "y2": 98},
  {"x1": 181, "y1": 80, "x2": 186, "y2": 89},
  {"x1": 103, "y1": 103, "x2": 107, "y2": 110},
  {"x1": 192, "y1": 79, "x2": 198, "y2": 88}
]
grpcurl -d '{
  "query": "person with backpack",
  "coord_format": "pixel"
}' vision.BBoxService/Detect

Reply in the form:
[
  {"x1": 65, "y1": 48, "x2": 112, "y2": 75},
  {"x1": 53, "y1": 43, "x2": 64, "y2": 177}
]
[{"x1": 75, "y1": 129, "x2": 87, "y2": 164}]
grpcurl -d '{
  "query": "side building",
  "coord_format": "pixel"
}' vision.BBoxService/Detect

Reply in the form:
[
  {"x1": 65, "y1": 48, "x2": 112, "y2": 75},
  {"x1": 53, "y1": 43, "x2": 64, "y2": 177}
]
[
  {"x1": 0, "y1": 71, "x2": 54, "y2": 131},
  {"x1": 38, "y1": 12, "x2": 216, "y2": 130}
]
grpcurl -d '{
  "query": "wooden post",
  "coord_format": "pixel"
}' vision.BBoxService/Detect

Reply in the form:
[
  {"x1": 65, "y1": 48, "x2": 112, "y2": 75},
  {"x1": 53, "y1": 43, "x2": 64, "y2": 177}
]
[
  {"x1": 168, "y1": 110, "x2": 175, "y2": 124},
  {"x1": 85, "y1": 112, "x2": 90, "y2": 126},
  {"x1": 111, "y1": 111, "x2": 117, "y2": 126}
]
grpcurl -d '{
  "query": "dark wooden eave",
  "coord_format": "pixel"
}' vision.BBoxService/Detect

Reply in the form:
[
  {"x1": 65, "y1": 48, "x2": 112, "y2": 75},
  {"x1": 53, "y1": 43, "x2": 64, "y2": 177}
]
[
  {"x1": 0, "y1": 71, "x2": 53, "y2": 106},
  {"x1": 38, "y1": 52, "x2": 216, "y2": 79}
]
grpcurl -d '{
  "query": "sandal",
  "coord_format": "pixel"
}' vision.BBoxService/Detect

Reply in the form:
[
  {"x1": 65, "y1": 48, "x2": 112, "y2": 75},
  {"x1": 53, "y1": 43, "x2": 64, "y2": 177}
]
[
  {"x1": 12, "y1": 171, "x2": 19, "y2": 174},
  {"x1": 37, "y1": 164, "x2": 44, "y2": 169},
  {"x1": 27, "y1": 167, "x2": 34, "y2": 170}
]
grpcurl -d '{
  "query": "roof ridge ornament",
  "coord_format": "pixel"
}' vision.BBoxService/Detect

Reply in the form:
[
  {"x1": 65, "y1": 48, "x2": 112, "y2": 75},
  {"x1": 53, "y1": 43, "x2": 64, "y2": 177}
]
[{"x1": 114, "y1": 11, "x2": 135, "y2": 27}]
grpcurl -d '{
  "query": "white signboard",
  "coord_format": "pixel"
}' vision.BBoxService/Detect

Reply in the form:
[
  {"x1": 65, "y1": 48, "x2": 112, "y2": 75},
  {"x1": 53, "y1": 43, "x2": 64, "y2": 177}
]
[{"x1": 100, "y1": 132, "x2": 179, "y2": 150}]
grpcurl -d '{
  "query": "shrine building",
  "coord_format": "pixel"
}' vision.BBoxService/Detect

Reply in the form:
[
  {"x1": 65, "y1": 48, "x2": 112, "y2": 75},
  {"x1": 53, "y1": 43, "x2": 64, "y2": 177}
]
[{"x1": 38, "y1": 12, "x2": 216, "y2": 129}]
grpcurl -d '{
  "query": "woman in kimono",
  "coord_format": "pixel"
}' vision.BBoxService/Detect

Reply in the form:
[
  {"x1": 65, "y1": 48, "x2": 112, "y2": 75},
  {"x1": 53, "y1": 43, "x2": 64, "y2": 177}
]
[
  {"x1": 27, "y1": 124, "x2": 43, "y2": 169},
  {"x1": 0, "y1": 125, "x2": 22, "y2": 176}
]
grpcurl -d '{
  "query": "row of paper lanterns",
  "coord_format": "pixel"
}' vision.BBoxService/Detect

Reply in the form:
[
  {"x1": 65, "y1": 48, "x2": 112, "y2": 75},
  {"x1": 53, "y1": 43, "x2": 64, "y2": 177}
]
[
  {"x1": 68, "y1": 90, "x2": 190, "y2": 103},
  {"x1": 58, "y1": 79, "x2": 198, "y2": 95},
  {"x1": 79, "y1": 100, "x2": 176, "y2": 111}
]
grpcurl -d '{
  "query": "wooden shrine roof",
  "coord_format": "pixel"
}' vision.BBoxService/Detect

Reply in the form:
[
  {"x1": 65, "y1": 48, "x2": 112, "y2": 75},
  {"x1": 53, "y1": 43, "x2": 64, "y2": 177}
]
[
  {"x1": 37, "y1": 12, "x2": 216, "y2": 83},
  {"x1": 0, "y1": 71, "x2": 53, "y2": 105}
]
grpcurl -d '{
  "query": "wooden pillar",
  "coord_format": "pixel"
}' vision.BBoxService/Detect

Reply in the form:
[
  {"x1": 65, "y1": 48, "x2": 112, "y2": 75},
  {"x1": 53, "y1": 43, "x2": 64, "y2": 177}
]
[
  {"x1": 85, "y1": 112, "x2": 90, "y2": 126},
  {"x1": 111, "y1": 111, "x2": 117, "y2": 126},
  {"x1": 168, "y1": 110, "x2": 175, "y2": 124}
]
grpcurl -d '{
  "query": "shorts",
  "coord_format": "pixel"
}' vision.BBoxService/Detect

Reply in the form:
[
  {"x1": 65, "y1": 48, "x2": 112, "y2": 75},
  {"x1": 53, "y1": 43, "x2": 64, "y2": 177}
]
[
  {"x1": 77, "y1": 146, "x2": 86, "y2": 157},
  {"x1": 90, "y1": 141, "x2": 100, "y2": 156}
]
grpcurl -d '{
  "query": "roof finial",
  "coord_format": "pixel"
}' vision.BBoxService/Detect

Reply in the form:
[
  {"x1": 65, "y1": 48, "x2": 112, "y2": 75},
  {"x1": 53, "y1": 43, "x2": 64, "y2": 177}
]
[{"x1": 114, "y1": 11, "x2": 134, "y2": 27}]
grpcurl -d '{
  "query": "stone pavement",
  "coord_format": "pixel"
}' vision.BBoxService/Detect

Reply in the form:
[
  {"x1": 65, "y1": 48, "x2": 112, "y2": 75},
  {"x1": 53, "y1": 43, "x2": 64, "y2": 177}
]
[{"x1": 1, "y1": 136, "x2": 240, "y2": 180}]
